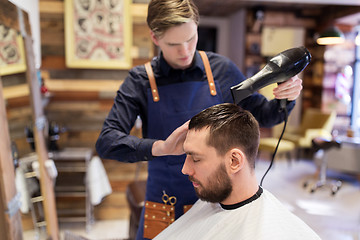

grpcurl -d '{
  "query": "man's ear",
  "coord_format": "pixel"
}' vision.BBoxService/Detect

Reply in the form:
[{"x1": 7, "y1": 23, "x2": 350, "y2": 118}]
[
  {"x1": 228, "y1": 148, "x2": 245, "y2": 173},
  {"x1": 150, "y1": 31, "x2": 159, "y2": 46}
]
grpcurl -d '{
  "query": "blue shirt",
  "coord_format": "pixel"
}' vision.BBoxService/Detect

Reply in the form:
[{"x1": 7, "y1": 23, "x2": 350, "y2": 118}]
[{"x1": 95, "y1": 51, "x2": 295, "y2": 163}]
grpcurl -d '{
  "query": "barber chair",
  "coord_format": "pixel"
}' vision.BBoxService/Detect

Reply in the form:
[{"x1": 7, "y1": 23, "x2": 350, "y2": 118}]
[
  {"x1": 303, "y1": 137, "x2": 342, "y2": 195},
  {"x1": 282, "y1": 108, "x2": 336, "y2": 160}
]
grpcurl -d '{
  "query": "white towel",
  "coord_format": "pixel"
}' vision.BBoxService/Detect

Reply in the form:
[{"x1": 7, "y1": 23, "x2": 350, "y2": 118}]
[
  {"x1": 15, "y1": 167, "x2": 30, "y2": 213},
  {"x1": 15, "y1": 166, "x2": 39, "y2": 214},
  {"x1": 31, "y1": 159, "x2": 58, "y2": 180},
  {"x1": 86, "y1": 156, "x2": 112, "y2": 205}
]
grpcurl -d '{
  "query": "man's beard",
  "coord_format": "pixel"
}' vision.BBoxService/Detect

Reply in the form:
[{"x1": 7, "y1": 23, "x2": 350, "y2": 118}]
[{"x1": 189, "y1": 163, "x2": 232, "y2": 203}]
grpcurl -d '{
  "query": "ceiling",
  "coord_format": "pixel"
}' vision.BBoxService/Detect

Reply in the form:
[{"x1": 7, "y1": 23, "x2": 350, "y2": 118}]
[{"x1": 193, "y1": 0, "x2": 360, "y2": 26}]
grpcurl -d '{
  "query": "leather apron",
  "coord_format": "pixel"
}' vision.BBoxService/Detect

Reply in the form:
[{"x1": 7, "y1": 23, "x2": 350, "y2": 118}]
[{"x1": 136, "y1": 51, "x2": 223, "y2": 240}]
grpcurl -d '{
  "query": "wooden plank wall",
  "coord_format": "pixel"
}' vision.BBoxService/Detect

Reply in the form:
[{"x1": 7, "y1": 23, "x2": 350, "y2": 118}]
[
  {"x1": 2, "y1": 0, "x2": 152, "y2": 226},
  {"x1": 4, "y1": 0, "x2": 152, "y2": 157},
  {"x1": 40, "y1": 0, "x2": 151, "y2": 154}
]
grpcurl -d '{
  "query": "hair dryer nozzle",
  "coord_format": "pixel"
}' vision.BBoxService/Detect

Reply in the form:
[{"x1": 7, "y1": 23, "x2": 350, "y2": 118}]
[{"x1": 231, "y1": 46, "x2": 311, "y2": 104}]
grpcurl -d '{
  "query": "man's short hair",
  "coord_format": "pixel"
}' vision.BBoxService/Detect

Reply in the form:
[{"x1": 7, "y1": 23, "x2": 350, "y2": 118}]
[
  {"x1": 147, "y1": 0, "x2": 200, "y2": 38},
  {"x1": 189, "y1": 103, "x2": 260, "y2": 168}
]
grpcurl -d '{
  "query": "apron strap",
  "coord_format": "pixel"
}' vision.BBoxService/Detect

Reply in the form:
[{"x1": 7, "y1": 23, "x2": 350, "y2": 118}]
[
  {"x1": 145, "y1": 62, "x2": 160, "y2": 102},
  {"x1": 144, "y1": 51, "x2": 217, "y2": 102},
  {"x1": 199, "y1": 51, "x2": 217, "y2": 96}
]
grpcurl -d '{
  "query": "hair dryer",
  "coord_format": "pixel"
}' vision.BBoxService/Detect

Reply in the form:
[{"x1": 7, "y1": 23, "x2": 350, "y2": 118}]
[{"x1": 231, "y1": 46, "x2": 311, "y2": 104}]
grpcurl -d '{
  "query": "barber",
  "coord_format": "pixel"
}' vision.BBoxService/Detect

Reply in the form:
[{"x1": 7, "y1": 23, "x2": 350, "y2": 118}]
[{"x1": 95, "y1": 0, "x2": 302, "y2": 239}]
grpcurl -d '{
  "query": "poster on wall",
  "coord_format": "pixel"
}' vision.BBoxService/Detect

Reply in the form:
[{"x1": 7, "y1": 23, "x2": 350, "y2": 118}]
[
  {"x1": 64, "y1": 0, "x2": 132, "y2": 69},
  {"x1": 0, "y1": 24, "x2": 26, "y2": 76}
]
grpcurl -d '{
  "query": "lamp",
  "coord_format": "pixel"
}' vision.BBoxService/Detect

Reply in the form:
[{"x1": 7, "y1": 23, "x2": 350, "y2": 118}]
[{"x1": 316, "y1": 26, "x2": 345, "y2": 45}]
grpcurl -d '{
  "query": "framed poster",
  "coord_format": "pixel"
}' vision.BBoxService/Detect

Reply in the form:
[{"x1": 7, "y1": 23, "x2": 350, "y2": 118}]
[
  {"x1": 64, "y1": 0, "x2": 132, "y2": 69},
  {"x1": 0, "y1": 24, "x2": 26, "y2": 76}
]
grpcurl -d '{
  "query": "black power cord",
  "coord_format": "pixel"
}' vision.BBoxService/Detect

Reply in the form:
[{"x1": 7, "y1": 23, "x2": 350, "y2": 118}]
[{"x1": 260, "y1": 99, "x2": 289, "y2": 186}]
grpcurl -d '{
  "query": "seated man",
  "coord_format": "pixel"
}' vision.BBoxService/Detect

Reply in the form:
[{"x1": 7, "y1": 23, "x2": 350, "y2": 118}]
[{"x1": 154, "y1": 103, "x2": 320, "y2": 240}]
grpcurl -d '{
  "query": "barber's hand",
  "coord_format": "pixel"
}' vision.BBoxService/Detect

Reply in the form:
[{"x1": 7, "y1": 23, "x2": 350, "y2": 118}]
[
  {"x1": 152, "y1": 121, "x2": 189, "y2": 157},
  {"x1": 273, "y1": 75, "x2": 303, "y2": 101}
]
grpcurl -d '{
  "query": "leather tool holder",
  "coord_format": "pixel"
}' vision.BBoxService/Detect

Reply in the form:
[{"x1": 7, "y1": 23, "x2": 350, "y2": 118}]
[
  {"x1": 143, "y1": 200, "x2": 175, "y2": 239},
  {"x1": 183, "y1": 204, "x2": 192, "y2": 214}
]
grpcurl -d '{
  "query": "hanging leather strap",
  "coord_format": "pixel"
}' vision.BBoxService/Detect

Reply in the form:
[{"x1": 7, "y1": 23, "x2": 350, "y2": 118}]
[
  {"x1": 199, "y1": 51, "x2": 217, "y2": 96},
  {"x1": 144, "y1": 51, "x2": 217, "y2": 102},
  {"x1": 145, "y1": 62, "x2": 160, "y2": 102}
]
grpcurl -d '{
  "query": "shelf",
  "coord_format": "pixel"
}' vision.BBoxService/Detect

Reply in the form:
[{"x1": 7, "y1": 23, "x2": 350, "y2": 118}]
[
  {"x1": 2, "y1": 84, "x2": 29, "y2": 100},
  {"x1": 50, "y1": 148, "x2": 93, "y2": 161},
  {"x1": 56, "y1": 166, "x2": 87, "y2": 172},
  {"x1": 58, "y1": 209, "x2": 86, "y2": 215},
  {"x1": 51, "y1": 147, "x2": 94, "y2": 232},
  {"x1": 55, "y1": 186, "x2": 86, "y2": 192},
  {"x1": 58, "y1": 217, "x2": 87, "y2": 223},
  {"x1": 55, "y1": 192, "x2": 87, "y2": 197}
]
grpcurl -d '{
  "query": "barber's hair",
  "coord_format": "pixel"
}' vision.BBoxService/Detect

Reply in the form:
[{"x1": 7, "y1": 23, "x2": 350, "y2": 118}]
[
  {"x1": 147, "y1": 0, "x2": 200, "y2": 38},
  {"x1": 189, "y1": 103, "x2": 260, "y2": 168}
]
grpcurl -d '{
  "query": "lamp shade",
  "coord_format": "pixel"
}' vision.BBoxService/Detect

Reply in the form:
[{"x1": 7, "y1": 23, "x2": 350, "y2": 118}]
[{"x1": 316, "y1": 26, "x2": 345, "y2": 45}]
